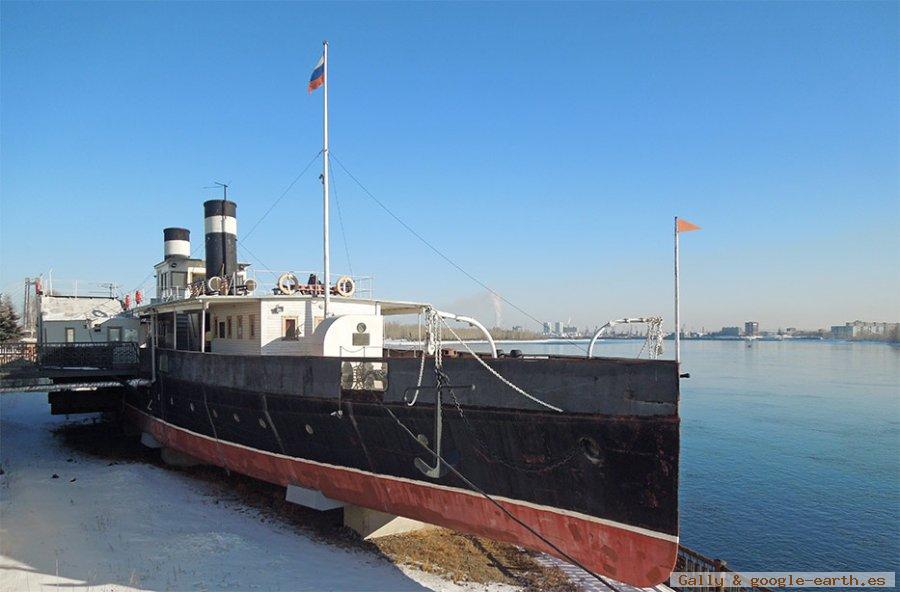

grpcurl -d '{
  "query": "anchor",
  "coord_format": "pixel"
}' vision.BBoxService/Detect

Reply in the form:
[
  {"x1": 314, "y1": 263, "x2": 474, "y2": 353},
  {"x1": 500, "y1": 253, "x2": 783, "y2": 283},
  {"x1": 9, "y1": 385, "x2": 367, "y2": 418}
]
[{"x1": 404, "y1": 384, "x2": 474, "y2": 479}]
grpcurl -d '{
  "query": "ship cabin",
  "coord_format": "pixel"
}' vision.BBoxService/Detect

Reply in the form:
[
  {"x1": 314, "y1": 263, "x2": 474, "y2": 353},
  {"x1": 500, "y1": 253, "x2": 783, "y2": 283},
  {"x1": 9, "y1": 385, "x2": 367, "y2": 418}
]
[{"x1": 134, "y1": 200, "x2": 492, "y2": 365}]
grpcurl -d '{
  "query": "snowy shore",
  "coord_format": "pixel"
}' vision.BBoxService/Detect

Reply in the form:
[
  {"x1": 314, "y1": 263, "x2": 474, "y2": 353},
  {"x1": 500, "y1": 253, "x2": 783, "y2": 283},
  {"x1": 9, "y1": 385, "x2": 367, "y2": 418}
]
[{"x1": 0, "y1": 392, "x2": 519, "y2": 592}]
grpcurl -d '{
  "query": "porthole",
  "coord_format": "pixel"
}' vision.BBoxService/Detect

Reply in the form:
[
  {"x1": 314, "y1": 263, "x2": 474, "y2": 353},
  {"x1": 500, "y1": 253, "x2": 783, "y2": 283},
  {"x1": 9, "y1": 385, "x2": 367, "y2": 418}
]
[
  {"x1": 579, "y1": 437, "x2": 602, "y2": 465},
  {"x1": 305, "y1": 424, "x2": 314, "y2": 435},
  {"x1": 258, "y1": 418, "x2": 267, "y2": 429},
  {"x1": 356, "y1": 322, "x2": 367, "y2": 333},
  {"x1": 233, "y1": 413, "x2": 241, "y2": 423}
]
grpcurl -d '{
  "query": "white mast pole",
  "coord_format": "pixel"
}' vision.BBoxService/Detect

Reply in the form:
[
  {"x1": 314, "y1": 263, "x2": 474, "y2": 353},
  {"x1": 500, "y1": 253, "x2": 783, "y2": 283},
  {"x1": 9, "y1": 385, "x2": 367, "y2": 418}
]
[
  {"x1": 674, "y1": 216, "x2": 681, "y2": 364},
  {"x1": 322, "y1": 40, "x2": 331, "y2": 317}
]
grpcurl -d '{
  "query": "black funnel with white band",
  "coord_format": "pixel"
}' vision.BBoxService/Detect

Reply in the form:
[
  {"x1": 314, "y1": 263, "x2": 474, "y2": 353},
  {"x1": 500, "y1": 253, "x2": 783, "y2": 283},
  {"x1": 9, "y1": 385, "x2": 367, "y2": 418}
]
[
  {"x1": 163, "y1": 227, "x2": 190, "y2": 260},
  {"x1": 204, "y1": 199, "x2": 237, "y2": 281}
]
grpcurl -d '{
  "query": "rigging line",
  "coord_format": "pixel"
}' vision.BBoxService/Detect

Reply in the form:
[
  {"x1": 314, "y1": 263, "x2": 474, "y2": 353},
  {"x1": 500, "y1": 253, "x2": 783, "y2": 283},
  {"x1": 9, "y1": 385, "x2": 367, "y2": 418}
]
[
  {"x1": 330, "y1": 153, "x2": 589, "y2": 354},
  {"x1": 241, "y1": 150, "x2": 323, "y2": 242},
  {"x1": 235, "y1": 241, "x2": 281, "y2": 284},
  {"x1": 129, "y1": 151, "x2": 317, "y2": 298},
  {"x1": 329, "y1": 163, "x2": 353, "y2": 277},
  {"x1": 377, "y1": 400, "x2": 615, "y2": 588},
  {"x1": 439, "y1": 318, "x2": 563, "y2": 412}
]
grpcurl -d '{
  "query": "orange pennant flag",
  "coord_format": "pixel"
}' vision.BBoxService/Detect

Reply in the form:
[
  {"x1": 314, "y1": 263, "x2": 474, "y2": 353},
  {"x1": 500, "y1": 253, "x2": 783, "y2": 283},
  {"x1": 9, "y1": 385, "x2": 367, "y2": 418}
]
[{"x1": 676, "y1": 218, "x2": 701, "y2": 233}]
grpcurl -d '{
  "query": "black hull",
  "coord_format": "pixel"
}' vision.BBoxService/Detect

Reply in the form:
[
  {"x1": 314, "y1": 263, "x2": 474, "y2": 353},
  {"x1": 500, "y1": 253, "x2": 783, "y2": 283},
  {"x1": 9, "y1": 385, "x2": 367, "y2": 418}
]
[{"x1": 126, "y1": 348, "x2": 680, "y2": 585}]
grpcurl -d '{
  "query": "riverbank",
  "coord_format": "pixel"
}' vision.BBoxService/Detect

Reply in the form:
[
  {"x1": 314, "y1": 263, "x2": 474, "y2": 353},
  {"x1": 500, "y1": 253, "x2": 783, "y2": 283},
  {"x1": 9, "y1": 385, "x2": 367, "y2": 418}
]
[{"x1": 0, "y1": 392, "x2": 579, "y2": 592}]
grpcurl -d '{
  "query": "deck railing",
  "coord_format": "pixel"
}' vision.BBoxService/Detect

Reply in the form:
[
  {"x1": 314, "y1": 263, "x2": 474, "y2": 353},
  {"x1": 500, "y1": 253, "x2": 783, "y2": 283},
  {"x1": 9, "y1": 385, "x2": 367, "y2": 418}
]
[
  {"x1": 38, "y1": 342, "x2": 140, "y2": 369},
  {"x1": 0, "y1": 342, "x2": 139, "y2": 371},
  {"x1": 671, "y1": 545, "x2": 774, "y2": 592},
  {"x1": 0, "y1": 342, "x2": 37, "y2": 367}
]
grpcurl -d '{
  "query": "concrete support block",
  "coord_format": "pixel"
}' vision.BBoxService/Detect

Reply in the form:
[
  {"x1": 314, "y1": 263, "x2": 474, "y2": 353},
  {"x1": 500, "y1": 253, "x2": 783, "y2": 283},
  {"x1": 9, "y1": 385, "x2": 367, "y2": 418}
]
[
  {"x1": 343, "y1": 505, "x2": 434, "y2": 540},
  {"x1": 285, "y1": 484, "x2": 345, "y2": 511},
  {"x1": 140, "y1": 431, "x2": 162, "y2": 449},
  {"x1": 160, "y1": 447, "x2": 204, "y2": 468}
]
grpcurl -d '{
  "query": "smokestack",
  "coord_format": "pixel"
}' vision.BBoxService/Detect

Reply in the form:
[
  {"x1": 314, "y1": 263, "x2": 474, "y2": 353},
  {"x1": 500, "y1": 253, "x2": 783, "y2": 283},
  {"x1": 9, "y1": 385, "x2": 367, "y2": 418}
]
[
  {"x1": 163, "y1": 227, "x2": 190, "y2": 260},
  {"x1": 204, "y1": 199, "x2": 237, "y2": 280}
]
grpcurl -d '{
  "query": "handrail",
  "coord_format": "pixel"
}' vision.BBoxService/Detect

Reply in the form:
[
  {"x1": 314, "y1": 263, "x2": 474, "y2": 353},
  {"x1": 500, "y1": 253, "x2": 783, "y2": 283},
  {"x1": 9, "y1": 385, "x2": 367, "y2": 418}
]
[
  {"x1": 587, "y1": 317, "x2": 662, "y2": 358},
  {"x1": 435, "y1": 310, "x2": 498, "y2": 358}
]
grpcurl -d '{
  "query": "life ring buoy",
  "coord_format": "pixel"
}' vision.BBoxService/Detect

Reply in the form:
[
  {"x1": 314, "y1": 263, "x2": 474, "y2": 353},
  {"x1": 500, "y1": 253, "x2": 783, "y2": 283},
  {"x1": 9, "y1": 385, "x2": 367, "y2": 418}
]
[
  {"x1": 335, "y1": 276, "x2": 356, "y2": 297},
  {"x1": 278, "y1": 273, "x2": 300, "y2": 295},
  {"x1": 207, "y1": 276, "x2": 222, "y2": 293}
]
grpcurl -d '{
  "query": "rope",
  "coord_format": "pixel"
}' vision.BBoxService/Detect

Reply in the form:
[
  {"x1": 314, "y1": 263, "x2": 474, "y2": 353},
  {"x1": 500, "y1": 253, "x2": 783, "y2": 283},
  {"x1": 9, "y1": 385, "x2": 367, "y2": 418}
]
[
  {"x1": 329, "y1": 164, "x2": 354, "y2": 277},
  {"x1": 439, "y1": 316, "x2": 563, "y2": 413},
  {"x1": 330, "y1": 153, "x2": 589, "y2": 354},
  {"x1": 377, "y1": 401, "x2": 614, "y2": 587},
  {"x1": 241, "y1": 151, "x2": 323, "y2": 241},
  {"x1": 406, "y1": 309, "x2": 442, "y2": 406},
  {"x1": 405, "y1": 344, "x2": 428, "y2": 407}
]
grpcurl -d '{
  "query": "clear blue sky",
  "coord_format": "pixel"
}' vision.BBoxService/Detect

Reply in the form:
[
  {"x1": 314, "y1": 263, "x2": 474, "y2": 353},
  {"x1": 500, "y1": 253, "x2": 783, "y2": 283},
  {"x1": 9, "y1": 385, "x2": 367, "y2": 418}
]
[{"x1": 2, "y1": 1, "x2": 897, "y2": 332}]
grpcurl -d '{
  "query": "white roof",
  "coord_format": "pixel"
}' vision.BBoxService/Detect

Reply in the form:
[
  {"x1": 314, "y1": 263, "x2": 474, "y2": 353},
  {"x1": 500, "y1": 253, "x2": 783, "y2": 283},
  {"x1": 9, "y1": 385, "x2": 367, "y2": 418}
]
[
  {"x1": 40, "y1": 295, "x2": 127, "y2": 322},
  {"x1": 133, "y1": 294, "x2": 430, "y2": 316}
]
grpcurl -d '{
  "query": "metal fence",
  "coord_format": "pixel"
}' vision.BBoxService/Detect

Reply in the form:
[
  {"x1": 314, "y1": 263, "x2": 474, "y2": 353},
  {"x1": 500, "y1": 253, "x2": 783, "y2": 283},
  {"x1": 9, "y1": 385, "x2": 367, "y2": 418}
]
[
  {"x1": 671, "y1": 545, "x2": 773, "y2": 592},
  {"x1": 0, "y1": 342, "x2": 139, "y2": 370},
  {"x1": 38, "y1": 342, "x2": 139, "y2": 369},
  {"x1": 0, "y1": 342, "x2": 37, "y2": 367}
]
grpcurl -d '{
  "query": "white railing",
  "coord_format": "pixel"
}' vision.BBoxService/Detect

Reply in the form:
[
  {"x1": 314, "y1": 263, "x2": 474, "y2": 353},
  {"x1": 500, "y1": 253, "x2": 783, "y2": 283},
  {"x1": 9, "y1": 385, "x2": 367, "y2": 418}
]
[{"x1": 246, "y1": 269, "x2": 374, "y2": 299}]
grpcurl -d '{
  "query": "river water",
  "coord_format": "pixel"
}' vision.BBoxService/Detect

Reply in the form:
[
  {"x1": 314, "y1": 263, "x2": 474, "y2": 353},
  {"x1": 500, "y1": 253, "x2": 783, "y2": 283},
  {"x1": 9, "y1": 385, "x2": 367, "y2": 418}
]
[{"x1": 464, "y1": 339, "x2": 900, "y2": 575}]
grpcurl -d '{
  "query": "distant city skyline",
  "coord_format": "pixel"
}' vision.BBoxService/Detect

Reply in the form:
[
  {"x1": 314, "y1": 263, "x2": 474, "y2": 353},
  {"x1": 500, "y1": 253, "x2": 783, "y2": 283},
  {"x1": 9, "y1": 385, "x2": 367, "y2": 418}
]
[{"x1": 1, "y1": 2, "x2": 897, "y2": 331}]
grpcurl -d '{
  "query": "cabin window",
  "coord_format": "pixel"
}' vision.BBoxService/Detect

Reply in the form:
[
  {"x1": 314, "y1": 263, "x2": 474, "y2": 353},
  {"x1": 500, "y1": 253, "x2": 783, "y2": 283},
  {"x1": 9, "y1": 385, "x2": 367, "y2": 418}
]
[
  {"x1": 237, "y1": 315, "x2": 244, "y2": 339},
  {"x1": 283, "y1": 317, "x2": 299, "y2": 340},
  {"x1": 65, "y1": 328, "x2": 75, "y2": 343},
  {"x1": 171, "y1": 271, "x2": 188, "y2": 288},
  {"x1": 108, "y1": 327, "x2": 122, "y2": 342},
  {"x1": 227, "y1": 317, "x2": 233, "y2": 339},
  {"x1": 249, "y1": 314, "x2": 256, "y2": 338}
]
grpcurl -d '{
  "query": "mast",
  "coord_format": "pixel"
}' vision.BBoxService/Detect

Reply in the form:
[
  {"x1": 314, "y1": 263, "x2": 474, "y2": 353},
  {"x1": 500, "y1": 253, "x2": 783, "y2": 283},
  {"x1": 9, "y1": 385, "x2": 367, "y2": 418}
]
[
  {"x1": 322, "y1": 40, "x2": 331, "y2": 316},
  {"x1": 674, "y1": 216, "x2": 681, "y2": 364}
]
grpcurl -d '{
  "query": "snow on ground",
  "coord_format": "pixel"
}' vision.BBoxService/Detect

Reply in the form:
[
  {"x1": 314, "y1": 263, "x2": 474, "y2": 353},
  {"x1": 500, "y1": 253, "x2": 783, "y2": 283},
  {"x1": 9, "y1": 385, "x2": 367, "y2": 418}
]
[{"x1": 0, "y1": 392, "x2": 517, "y2": 592}]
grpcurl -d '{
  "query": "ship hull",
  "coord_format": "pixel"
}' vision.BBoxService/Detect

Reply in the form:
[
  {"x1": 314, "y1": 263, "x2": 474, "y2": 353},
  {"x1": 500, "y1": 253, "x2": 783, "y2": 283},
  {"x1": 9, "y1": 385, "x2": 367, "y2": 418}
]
[{"x1": 125, "y1": 349, "x2": 680, "y2": 586}]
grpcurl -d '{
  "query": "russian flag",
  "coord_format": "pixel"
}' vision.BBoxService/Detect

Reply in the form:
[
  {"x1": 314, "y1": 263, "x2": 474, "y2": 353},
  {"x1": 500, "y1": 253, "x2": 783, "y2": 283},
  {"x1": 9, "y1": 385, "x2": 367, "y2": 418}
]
[{"x1": 308, "y1": 55, "x2": 324, "y2": 93}]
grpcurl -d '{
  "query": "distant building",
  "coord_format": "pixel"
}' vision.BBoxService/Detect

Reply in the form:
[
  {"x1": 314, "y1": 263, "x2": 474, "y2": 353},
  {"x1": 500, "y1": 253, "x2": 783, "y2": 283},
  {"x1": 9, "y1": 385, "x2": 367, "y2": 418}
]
[
  {"x1": 554, "y1": 321, "x2": 564, "y2": 336},
  {"x1": 720, "y1": 326, "x2": 741, "y2": 337},
  {"x1": 744, "y1": 321, "x2": 759, "y2": 337},
  {"x1": 542, "y1": 322, "x2": 551, "y2": 335},
  {"x1": 563, "y1": 325, "x2": 578, "y2": 336},
  {"x1": 831, "y1": 324, "x2": 855, "y2": 339},
  {"x1": 831, "y1": 321, "x2": 899, "y2": 340}
]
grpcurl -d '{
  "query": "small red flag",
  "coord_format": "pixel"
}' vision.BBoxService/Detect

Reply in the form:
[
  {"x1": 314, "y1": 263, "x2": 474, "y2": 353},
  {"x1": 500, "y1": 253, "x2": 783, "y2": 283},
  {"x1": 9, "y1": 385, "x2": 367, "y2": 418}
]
[{"x1": 676, "y1": 218, "x2": 701, "y2": 233}]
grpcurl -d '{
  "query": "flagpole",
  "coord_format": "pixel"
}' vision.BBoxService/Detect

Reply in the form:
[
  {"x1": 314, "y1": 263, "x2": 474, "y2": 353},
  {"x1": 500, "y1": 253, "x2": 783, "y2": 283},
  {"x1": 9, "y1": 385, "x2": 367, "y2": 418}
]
[
  {"x1": 322, "y1": 40, "x2": 331, "y2": 317},
  {"x1": 674, "y1": 216, "x2": 681, "y2": 364}
]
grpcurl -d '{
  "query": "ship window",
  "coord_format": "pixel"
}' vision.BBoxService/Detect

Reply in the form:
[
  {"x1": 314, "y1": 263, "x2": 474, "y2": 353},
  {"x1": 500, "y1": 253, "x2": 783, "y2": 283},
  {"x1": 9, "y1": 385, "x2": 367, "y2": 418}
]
[
  {"x1": 108, "y1": 327, "x2": 122, "y2": 342},
  {"x1": 171, "y1": 271, "x2": 188, "y2": 288},
  {"x1": 283, "y1": 317, "x2": 298, "y2": 340},
  {"x1": 217, "y1": 319, "x2": 225, "y2": 339},
  {"x1": 249, "y1": 314, "x2": 256, "y2": 338},
  {"x1": 227, "y1": 317, "x2": 233, "y2": 339},
  {"x1": 65, "y1": 327, "x2": 75, "y2": 343},
  {"x1": 237, "y1": 315, "x2": 244, "y2": 339}
]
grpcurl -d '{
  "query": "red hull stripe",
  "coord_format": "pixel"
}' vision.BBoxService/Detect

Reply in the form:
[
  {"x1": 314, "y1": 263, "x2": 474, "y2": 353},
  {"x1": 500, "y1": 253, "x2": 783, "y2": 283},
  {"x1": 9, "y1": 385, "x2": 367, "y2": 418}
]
[{"x1": 126, "y1": 405, "x2": 678, "y2": 587}]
